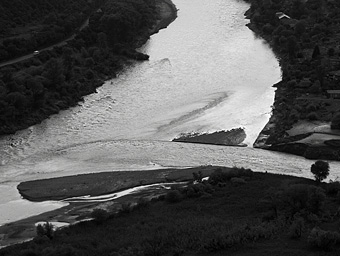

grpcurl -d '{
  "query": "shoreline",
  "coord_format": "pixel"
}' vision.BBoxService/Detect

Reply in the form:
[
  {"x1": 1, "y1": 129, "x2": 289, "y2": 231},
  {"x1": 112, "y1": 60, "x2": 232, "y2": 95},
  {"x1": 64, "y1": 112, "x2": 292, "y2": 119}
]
[
  {"x1": 246, "y1": 0, "x2": 340, "y2": 161},
  {"x1": 0, "y1": 166, "x2": 224, "y2": 247},
  {"x1": 17, "y1": 166, "x2": 219, "y2": 202},
  {"x1": 0, "y1": 0, "x2": 178, "y2": 136},
  {"x1": 0, "y1": 0, "x2": 179, "y2": 247}
]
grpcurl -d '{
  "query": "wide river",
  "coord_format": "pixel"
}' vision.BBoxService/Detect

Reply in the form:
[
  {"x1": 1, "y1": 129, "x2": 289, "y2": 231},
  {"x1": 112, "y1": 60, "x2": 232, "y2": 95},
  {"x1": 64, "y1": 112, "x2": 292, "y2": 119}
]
[{"x1": 1, "y1": 0, "x2": 340, "y2": 224}]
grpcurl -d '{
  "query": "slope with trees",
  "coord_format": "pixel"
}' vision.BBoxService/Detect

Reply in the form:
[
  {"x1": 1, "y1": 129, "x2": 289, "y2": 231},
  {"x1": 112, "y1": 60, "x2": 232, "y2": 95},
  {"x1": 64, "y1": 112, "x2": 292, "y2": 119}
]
[
  {"x1": 2, "y1": 167, "x2": 340, "y2": 255},
  {"x1": 0, "y1": 0, "x2": 105, "y2": 61},
  {"x1": 246, "y1": 0, "x2": 340, "y2": 160},
  {"x1": 0, "y1": 0, "x2": 175, "y2": 135}
]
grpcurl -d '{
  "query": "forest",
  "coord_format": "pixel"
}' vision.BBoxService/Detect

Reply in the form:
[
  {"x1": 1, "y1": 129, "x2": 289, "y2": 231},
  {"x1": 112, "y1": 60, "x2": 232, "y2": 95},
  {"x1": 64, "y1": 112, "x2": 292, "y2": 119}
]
[
  {"x1": 245, "y1": 0, "x2": 340, "y2": 159},
  {"x1": 0, "y1": 0, "x2": 105, "y2": 61},
  {"x1": 0, "y1": 0, "x2": 158, "y2": 135}
]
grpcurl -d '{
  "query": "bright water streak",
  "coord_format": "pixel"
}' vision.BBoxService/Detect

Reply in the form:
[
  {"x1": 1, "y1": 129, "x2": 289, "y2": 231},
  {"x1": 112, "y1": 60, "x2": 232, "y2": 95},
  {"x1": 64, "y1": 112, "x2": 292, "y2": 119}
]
[{"x1": 1, "y1": 0, "x2": 340, "y2": 225}]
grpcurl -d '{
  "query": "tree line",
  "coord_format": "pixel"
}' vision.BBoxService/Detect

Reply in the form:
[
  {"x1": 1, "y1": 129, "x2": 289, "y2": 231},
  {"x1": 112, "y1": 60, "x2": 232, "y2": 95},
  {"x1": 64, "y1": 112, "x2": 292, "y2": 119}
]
[
  {"x1": 0, "y1": 0, "x2": 105, "y2": 61},
  {"x1": 0, "y1": 0, "x2": 158, "y2": 135}
]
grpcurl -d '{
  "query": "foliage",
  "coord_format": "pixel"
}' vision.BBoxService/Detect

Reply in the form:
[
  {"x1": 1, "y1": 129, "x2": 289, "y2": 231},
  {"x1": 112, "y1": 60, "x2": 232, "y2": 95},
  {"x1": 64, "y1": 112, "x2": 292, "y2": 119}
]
[
  {"x1": 165, "y1": 189, "x2": 183, "y2": 203},
  {"x1": 91, "y1": 209, "x2": 109, "y2": 224},
  {"x1": 208, "y1": 167, "x2": 253, "y2": 185},
  {"x1": 0, "y1": 0, "x2": 159, "y2": 135},
  {"x1": 307, "y1": 112, "x2": 318, "y2": 121},
  {"x1": 0, "y1": 0, "x2": 104, "y2": 61},
  {"x1": 120, "y1": 202, "x2": 133, "y2": 214},
  {"x1": 3, "y1": 172, "x2": 340, "y2": 255},
  {"x1": 331, "y1": 113, "x2": 340, "y2": 130},
  {"x1": 308, "y1": 227, "x2": 340, "y2": 250},
  {"x1": 311, "y1": 160, "x2": 330, "y2": 183},
  {"x1": 282, "y1": 184, "x2": 326, "y2": 216},
  {"x1": 182, "y1": 182, "x2": 214, "y2": 198},
  {"x1": 192, "y1": 171, "x2": 203, "y2": 183},
  {"x1": 288, "y1": 216, "x2": 305, "y2": 239},
  {"x1": 36, "y1": 221, "x2": 54, "y2": 239},
  {"x1": 325, "y1": 181, "x2": 340, "y2": 196}
]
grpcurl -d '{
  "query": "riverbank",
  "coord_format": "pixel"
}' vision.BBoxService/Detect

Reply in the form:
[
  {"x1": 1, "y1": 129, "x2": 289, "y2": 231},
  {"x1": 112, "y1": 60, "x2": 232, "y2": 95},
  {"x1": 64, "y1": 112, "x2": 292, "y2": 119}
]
[
  {"x1": 3, "y1": 167, "x2": 340, "y2": 255},
  {"x1": 0, "y1": 166, "x2": 223, "y2": 247},
  {"x1": 0, "y1": 0, "x2": 178, "y2": 136},
  {"x1": 245, "y1": 0, "x2": 340, "y2": 160}
]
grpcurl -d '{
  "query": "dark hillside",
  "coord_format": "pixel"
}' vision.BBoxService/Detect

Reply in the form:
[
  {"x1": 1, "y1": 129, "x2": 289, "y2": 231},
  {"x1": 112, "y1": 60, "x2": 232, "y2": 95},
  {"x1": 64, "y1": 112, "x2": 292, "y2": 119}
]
[
  {"x1": 0, "y1": 0, "x2": 174, "y2": 135},
  {"x1": 0, "y1": 0, "x2": 104, "y2": 61},
  {"x1": 2, "y1": 169, "x2": 340, "y2": 255}
]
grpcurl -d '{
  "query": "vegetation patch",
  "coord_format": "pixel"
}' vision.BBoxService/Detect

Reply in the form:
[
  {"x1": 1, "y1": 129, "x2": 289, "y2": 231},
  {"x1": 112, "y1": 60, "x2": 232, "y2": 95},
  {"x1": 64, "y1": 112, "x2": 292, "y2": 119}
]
[
  {"x1": 173, "y1": 128, "x2": 247, "y2": 147},
  {"x1": 4, "y1": 167, "x2": 340, "y2": 255},
  {"x1": 246, "y1": 0, "x2": 340, "y2": 160}
]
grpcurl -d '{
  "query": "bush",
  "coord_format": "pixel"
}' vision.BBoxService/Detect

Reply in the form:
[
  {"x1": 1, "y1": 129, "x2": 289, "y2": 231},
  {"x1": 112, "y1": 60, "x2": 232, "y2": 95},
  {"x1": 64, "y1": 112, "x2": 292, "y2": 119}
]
[
  {"x1": 307, "y1": 186, "x2": 326, "y2": 214},
  {"x1": 192, "y1": 171, "x2": 203, "y2": 183},
  {"x1": 165, "y1": 190, "x2": 183, "y2": 203},
  {"x1": 282, "y1": 184, "x2": 326, "y2": 216},
  {"x1": 311, "y1": 160, "x2": 330, "y2": 183},
  {"x1": 325, "y1": 181, "x2": 340, "y2": 196},
  {"x1": 331, "y1": 113, "x2": 340, "y2": 129},
  {"x1": 91, "y1": 209, "x2": 109, "y2": 224},
  {"x1": 36, "y1": 221, "x2": 54, "y2": 239},
  {"x1": 136, "y1": 197, "x2": 150, "y2": 208},
  {"x1": 208, "y1": 167, "x2": 252, "y2": 185},
  {"x1": 307, "y1": 112, "x2": 318, "y2": 121},
  {"x1": 308, "y1": 227, "x2": 340, "y2": 250},
  {"x1": 184, "y1": 182, "x2": 214, "y2": 198},
  {"x1": 288, "y1": 217, "x2": 305, "y2": 239},
  {"x1": 120, "y1": 202, "x2": 133, "y2": 214}
]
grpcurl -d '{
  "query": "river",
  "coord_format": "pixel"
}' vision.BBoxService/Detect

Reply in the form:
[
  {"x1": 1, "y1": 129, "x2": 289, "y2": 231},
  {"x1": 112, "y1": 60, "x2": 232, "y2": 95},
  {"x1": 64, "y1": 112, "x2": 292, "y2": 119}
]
[{"x1": 0, "y1": 0, "x2": 339, "y2": 225}]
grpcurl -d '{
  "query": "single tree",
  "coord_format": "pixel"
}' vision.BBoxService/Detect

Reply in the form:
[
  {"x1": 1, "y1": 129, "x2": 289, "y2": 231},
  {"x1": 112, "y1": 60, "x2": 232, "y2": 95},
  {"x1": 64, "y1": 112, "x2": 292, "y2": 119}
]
[{"x1": 311, "y1": 160, "x2": 329, "y2": 183}]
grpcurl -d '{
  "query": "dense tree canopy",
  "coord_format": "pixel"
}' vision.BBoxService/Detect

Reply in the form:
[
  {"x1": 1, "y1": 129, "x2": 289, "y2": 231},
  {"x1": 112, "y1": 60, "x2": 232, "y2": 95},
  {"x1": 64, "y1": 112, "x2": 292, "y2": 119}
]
[{"x1": 0, "y1": 0, "x2": 160, "y2": 135}]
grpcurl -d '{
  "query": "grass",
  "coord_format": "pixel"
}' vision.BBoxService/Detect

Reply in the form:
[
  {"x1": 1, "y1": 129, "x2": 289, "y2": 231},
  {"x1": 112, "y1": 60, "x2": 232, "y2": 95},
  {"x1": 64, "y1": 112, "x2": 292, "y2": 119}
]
[{"x1": 3, "y1": 169, "x2": 340, "y2": 255}]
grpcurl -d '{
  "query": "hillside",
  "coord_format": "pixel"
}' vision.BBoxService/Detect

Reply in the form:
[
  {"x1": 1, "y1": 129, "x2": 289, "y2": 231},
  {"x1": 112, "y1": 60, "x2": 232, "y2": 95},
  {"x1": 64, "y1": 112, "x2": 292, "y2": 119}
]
[
  {"x1": 245, "y1": 0, "x2": 340, "y2": 160},
  {"x1": 0, "y1": 0, "x2": 104, "y2": 61},
  {"x1": 0, "y1": 0, "x2": 176, "y2": 135},
  {"x1": 2, "y1": 168, "x2": 340, "y2": 255}
]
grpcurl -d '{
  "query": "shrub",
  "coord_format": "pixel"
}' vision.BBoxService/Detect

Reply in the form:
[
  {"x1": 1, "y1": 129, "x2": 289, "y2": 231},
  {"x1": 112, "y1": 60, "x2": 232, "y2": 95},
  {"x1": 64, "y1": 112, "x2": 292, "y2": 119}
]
[
  {"x1": 282, "y1": 184, "x2": 326, "y2": 216},
  {"x1": 308, "y1": 227, "x2": 340, "y2": 250},
  {"x1": 165, "y1": 190, "x2": 183, "y2": 203},
  {"x1": 288, "y1": 217, "x2": 305, "y2": 239},
  {"x1": 328, "y1": 48, "x2": 335, "y2": 57},
  {"x1": 325, "y1": 181, "x2": 340, "y2": 196},
  {"x1": 184, "y1": 183, "x2": 214, "y2": 198},
  {"x1": 91, "y1": 209, "x2": 109, "y2": 224},
  {"x1": 289, "y1": 110, "x2": 300, "y2": 121},
  {"x1": 311, "y1": 160, "x2": 330, "y2": 183},
  {"x1": 120, "y1": 202, "x2": 133, "y2": 214},
  {"x1": 307, "y1": 186, "x2": 326, "y2": 214},
  {"x1": 208, "y1": 167, "x2": 252, "y2": 185},
  {"x1": 192, "y1": 171, "x2": 203, "y2": 183},
  {"x1": 136, "y1": 197, "x2": 150, "y2": 208},
  {"x1": 307, "y1": 112, "x2": 318, "y2": 121},
  {"x1": 309, "y1": 81, "x2": 321, "y2": 94},
  {"x1": 36, "y1": 221, "x2": 54, "y2": 239},
  {"x1": 331, "y1": 113, "x2": 340, "y2": 129}
]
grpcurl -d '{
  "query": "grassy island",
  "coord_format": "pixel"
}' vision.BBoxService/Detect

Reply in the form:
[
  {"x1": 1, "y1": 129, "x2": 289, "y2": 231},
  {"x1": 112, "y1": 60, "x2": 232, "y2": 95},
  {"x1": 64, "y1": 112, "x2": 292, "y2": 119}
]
[{"x1": 245, "y1": 0, "x2": 340, "y2": 160}]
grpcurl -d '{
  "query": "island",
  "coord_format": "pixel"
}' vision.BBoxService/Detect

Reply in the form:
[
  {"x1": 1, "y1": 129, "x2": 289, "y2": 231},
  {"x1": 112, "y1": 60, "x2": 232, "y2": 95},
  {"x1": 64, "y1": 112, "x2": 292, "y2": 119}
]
[{"x1": 172, "y1": 128, "x2": 247, "y2": 147}]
